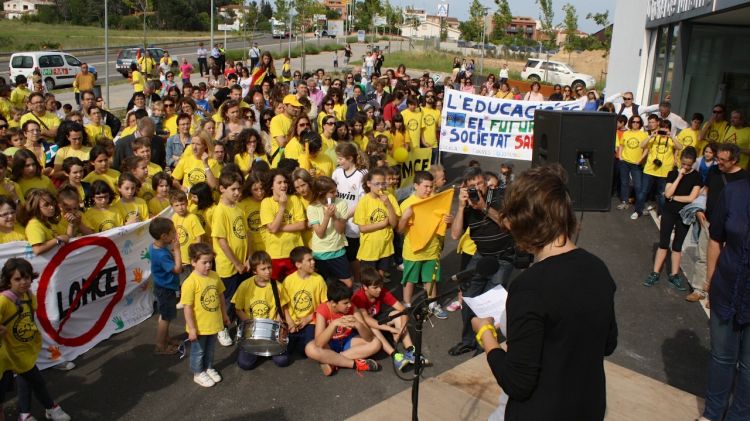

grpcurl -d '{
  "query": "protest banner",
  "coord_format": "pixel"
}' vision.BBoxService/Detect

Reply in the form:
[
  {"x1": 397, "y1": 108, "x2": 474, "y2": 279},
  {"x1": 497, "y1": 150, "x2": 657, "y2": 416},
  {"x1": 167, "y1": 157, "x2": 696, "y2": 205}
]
[
  {"x1": 439, "y1": 90, "x2": 586, "y2": 161},
  {"x1": 387, "y1": 147, "x2": 433, "y2": 188},
  {"x1": 0, "y1": 217, "x2": 160, "y2": 369}
]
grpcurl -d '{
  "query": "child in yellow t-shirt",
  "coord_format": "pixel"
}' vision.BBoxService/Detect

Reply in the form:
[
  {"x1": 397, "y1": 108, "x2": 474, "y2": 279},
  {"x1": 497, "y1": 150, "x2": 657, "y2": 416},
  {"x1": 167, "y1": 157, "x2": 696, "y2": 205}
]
[
  {"x1": 188, "y1": 182, "x2": 216, "y2": 238},
  {"x1": 0, "y1": 196, "x2": 26, "y2": 244},
  {"x1": 132, "y1": 136, "x2": 163, "y2": 184},
  {"x1": 11, "y1": 149, "x2": 56, "y2": 198},
  {"x1": 354, "y1": 168, "x2": 401, "y2": 276},
  {"x1": 82, "y1": 144, "x2": 121, "y2": 196},
  {"x1": 111, "y1": 173, "x2": 149, "y2": 225},
  {"x1": 232, "y1": 251, "x2": 291, "y2": 370},
  {"x1": 237, "y1": 173, "x2": 266, "y2": 252},
  {"x1": 23, "y1": 189, "x2": 73, "y2": 256},
  {"x1": 122, "y1": 155, "x2": 154, "y2": 203},
  {"x1": 211, "y1": 171, "x2": 250, "y2": 346},
  {"x1": 170, "y1": 190, "x2": 205, "y2": 279},
  {"x1": 260, "y1": 170, "x2": 306, "y2": 281},
  {"x1": 148, "y1": 172, "x2": 172, "y2": 217},
  {"x1": 0, "y1": 258, "x2": 71, "y2": 419},
  {"x1": 282, "y1": 246, "x2": 328, "y2": 356},
  {"x1": 180, "y1": 243, "x2": 229, "y2": 388},
  {"x1": 82, "y1": 180, "x2": 123, "y2": 233}
]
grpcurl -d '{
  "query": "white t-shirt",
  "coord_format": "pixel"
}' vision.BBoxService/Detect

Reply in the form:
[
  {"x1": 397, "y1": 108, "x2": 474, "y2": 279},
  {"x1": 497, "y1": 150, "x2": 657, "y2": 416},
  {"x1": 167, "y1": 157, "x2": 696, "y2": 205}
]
[
  {"x1": 332, "y1": 167, "x2": 367, "y2": 238},
  {"x1": 197, "y1": 47, "x2": 208, "y2": 59},
  {"x1": 499, "y1": 68, "x2": 509, "y2": 79}
]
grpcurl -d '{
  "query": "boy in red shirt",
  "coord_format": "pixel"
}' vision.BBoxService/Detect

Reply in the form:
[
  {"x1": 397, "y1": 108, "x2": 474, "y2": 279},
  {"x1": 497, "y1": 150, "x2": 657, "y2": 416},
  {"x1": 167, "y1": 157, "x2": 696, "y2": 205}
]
[
  {"x1": 352, "y1": 267, "x2": 422, "y2": 371},
  {"x1": 304, "y1": 282, "x2": 381, "y2": 376}
]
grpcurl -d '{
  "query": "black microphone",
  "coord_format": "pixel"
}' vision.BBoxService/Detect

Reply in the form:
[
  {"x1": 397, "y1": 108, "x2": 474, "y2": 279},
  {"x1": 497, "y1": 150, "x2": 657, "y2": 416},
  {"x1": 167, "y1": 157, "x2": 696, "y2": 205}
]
[{"x1": 450, "y1": 256, "x2": 500, "y2": 282}]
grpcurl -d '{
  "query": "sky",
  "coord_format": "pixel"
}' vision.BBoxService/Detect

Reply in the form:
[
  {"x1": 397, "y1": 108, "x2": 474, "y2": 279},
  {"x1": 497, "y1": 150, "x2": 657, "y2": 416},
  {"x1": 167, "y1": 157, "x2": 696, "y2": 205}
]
[{"x1": 398, "y1": 0, "x2": 617, "y2": 33}]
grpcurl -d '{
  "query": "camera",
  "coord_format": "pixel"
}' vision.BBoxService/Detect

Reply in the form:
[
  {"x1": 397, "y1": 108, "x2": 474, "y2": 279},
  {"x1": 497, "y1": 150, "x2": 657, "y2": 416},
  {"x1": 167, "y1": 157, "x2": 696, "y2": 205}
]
[
  {"x1": 658, "y1": 129, "x2": 668, "y2": 135},
  {"x1": 468, "y1": 187, "x2": 480, "y2": 203},
  {"x1": 652, "y1": 158, "x2": 663, "y2": 168}
]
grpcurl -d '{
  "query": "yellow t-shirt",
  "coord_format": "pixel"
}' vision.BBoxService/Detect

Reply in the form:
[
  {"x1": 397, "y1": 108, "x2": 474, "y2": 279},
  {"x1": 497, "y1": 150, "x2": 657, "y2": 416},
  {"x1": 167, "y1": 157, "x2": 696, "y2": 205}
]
[
  {"x1": 19, "y1": 112, "x2": 60, "y2": 137},
  {"x1": 0, "y1": 293, "x2": 41, "y2": 373},
  {"x1": 211, "y1": 202, "x2": 249, "y2": 278},
  {"x1": 353, "y1": 193, "x2": 401, "y2": 261},
  {"x1": 132, "y1": 70, "x2": 145, "y2": 93},
  {"x1": 0, "y1": 97, "x2": 11, "y2": 120},
  {"x1": 284, "y1": 137, "x2": 304, "y2": 160},
  {"x1": 233, "y1": 152, "x2": 268, "y2": 175},
  {"x1": 701, "y1": 120, "x2": 728, "y2": 143},
  {"x1": 172, "y1": 212, "x2": 205, "y2": 263},
  {"x1": 17, "y1": 175, "x2": 56, "y2": 198},
  {"x1": 401, "y1": 109, "x2": 423, "y2": 149},
  {"x1": 317, "y1": 112, "x2": 330, "y2": 134},
  {"x1": 321, "y1": 134, "x2": 335, "y2": 152},
  {"x1": 400, "y1": 194, "x2": 442, "y2": 261},
  {"x1": 391, "y1": 131, "x2": 407, "y2": 153},
  {"x1": 25, "y1": 218, "x2": 60, "y2": 245},
  {"x1": 10, "y1": 87, "x2": 30, "y2": 109},
  {"x1": 643, "y1": 135, "x2": 676, "y2": 178},
  {"x1": 147, "y1": 162, "x2": 163, "y2": 178},
  {"x1": 54, "y1": 146, "x2": 92, "y2": 166},
  {"x1": 148, "y1": 196, "x2": 170, "y2": 216},
  {"x1": 232, "y1": 277, "x2": 289, "y2": 320},
  {"x1": 189, "y1": 203, "x2": 215, "y2": 239},
  {"x1": 495, "y1": 91, "x2": 514, "y2": 99},
  {"x1": 353, "y1": 135, "x2": 369, "y2": 152},
  {"x1": 0, "y1": 179, "x2": 24, "y2": 204},
  {"x1": 163, "y1": 115, "x2": 178, "y2": 137},
  {"x1": 373, "y1": 130, "x2": 392, "y2": 145},
  {"x1": 82, "y1": 169, "x2": 121, "y2": 196},
  {"x1": 259, "y1": 195, "x2": 305, "y2": 259},
  {"x1": 421, "y1": 107, "x2": 441, "y2": 148},
  {"x1": 82, "y1": 207, "x2": 124, "y2": 232},
  {"x1": 619, "y1": 130, "x2": 648, "y2": 165},
  {"x1": 298, "y1": 195, "x2": 313, "y2": 248},
  {"x1": 85, "y1": 124, "x2": 113, "y2": 145},
  {"x1": 0, "y1": 224, "x2": 26, "y2": 244},
  {"x1": 180, "y1": 270, "x2": 226, "y2": 335},
  {"x1": 237, "y1": 197, "x2": 265, "y2": 252},
  {"x1": 676, "y1": 127, "x2": 704, "y2": 152},
  {"x1": 112, "y1": 197, "x2": 149, "y2": 223},
  {"x1": 333, "y1": 104, "x2": 346, "y2": 121},
  {"x1": 723, "y1": 126, "x2": 750, "y2": 168},
  {"x1": 270, "y1": 113, "x2": 293, "y2": 143},
  {"x1": 309, "y1": 153, "x2": 334, "y2": 177},
  {"x1": 282, "y1": 271, "x2": 328, "y2": 324},
  {"x1": 456, "y1": 228, "x2": 476, "y2": 255},
  {"x1": 137, "y1": 181, "x2": 155, "y2": 203},
  {"x1": 172, "y1": 153, "x2": 221, "y2": 190},
  {"x1": 120, "y1": 126, "x2": 137, "y2": 139}
]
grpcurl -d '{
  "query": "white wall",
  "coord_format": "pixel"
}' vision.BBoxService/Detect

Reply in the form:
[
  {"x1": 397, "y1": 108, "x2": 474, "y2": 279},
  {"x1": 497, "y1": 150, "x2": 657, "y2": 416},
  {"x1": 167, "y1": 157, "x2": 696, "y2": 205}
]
[{"x1": 606, "y1": 0, "x2": 650, "y2": 100}]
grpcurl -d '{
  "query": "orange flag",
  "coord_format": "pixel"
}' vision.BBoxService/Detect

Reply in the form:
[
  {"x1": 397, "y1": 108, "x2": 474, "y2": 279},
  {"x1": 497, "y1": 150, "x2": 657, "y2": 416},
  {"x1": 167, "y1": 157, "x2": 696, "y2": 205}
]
[{"x1": 408, "y1": 188, "x2": 454, "y2": 252}]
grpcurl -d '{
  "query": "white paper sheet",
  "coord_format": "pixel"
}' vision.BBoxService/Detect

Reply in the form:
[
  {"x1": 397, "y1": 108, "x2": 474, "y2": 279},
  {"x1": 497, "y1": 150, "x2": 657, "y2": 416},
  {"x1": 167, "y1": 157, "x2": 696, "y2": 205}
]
[{"x1": 463, "y1": 284, "x2": 508, "y2": 337}]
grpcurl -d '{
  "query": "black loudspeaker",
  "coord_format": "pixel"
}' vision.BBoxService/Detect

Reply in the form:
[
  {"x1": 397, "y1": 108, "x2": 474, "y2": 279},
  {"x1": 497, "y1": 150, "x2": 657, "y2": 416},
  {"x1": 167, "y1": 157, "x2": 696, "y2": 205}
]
[{"x1": 533, "y1": 110, "x2": 617, "y2": 211}]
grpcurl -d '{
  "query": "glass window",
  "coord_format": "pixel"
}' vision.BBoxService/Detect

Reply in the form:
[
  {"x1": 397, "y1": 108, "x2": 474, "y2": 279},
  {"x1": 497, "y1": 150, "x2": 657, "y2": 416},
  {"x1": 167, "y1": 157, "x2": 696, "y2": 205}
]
[
  {"x1": 39, "y1": 55, "x2": 64, "y2": 68},
  {"x1": 11, "y1": 55, "x2": 33, "y2": 68},
  {"x1": 65, "y1": 55, "x2": 81, "y2": 66}
]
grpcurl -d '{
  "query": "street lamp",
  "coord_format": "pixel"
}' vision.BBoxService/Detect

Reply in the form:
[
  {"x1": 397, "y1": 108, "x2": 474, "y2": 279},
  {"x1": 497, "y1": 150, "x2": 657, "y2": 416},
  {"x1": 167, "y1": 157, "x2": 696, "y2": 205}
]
[
  {"x1": 104, "y1": 0, "x2": 109, "y2": 106},
  {"x1": 480, "y1": 7, "x2": 489, "y2": 77},
  {"x1": 288, "y1": 6, "x2": 297, "y2": 59},
  {"x1": 210, "y1": 0, "x2": 215, "y2": 50}
]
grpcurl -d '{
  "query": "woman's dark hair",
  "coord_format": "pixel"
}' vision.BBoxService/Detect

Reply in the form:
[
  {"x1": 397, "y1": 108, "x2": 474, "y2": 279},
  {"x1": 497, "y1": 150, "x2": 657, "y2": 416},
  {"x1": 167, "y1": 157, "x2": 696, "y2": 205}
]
[
  {"x1": 91, "y1": 180, "x2": 115, "y2": 204},
  {"x1": 55, "y1": 120, "x2": 89, "y2": 148},
  {"x1": 242, "y1": 172, "x2": 267, "y2": 200},
  {"x1": 305, "y1": 131, "x2": 323, "y2": 154},
  {"x1": 502, "y1": 164, "x2": 578, "y2": 253},
  {"x1": 0, "y1": 258, "x2": 38, "y2": 292},
  {"x1": 11, "y1": 149, "x2": 41, "y2": 182},
  {"x1": 332, "y1": 121, "x2": 351, "y2": 142},
  {"x1": 264, "y1": 169, "x2": 289, "y2": 197},
  {"x1": 190, "y1": 182, "x2": 214, "y2": 210},
  {"x1": 390, "y1": 114, "x2": 405, "y2": 134},
  {"x1": 236, "y1": 128, "x2": 266, "y2": 158},
  {"x1": 151, "y1": 171, "x2": 172, "y2": 191},
  {"x1": 260, "y1": 109, "x2": 275, "y2": 133},
  {"x1": 362, "y1": 167, "x2": 386, "y2": 193},
  {"x1": 90, "y1": 144, "x2": 111, "y2": 161}
]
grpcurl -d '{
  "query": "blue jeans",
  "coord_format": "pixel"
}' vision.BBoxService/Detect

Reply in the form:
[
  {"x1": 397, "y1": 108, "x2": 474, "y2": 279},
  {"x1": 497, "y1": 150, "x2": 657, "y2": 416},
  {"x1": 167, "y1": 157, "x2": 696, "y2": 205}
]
[
  {"x1": 618, "y1": 161, "x2": 642, "y2": 204},
  {"x1": 460, "y1": 255, "x2": 514, "y2": 346},
  {"x1": 237, "y1": 348, "x2": 289, "y2": 370},
  {"x1": 704, "y1": 310, "x2": 750, "y2": 421},
  {"x1": 190, "y1": 334, "x2": 216, "y2": 374},
  {"x1": 636, "y1": 174, "x2": 666, "y2": 214}
]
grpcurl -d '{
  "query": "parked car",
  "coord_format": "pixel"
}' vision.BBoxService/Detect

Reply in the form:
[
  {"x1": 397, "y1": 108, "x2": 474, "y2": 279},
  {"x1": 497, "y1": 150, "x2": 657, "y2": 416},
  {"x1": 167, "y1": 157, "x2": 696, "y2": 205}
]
[
  {"x1": 520, "y1": 59, "x2": 595, "y2": 90},
  {"x1": 115, "y1": 47, "x2": 165, "y2": 78},
  {"x1": 457, "y1": 40, "x2": 472, "y2": 48},
  {"x1": 9, "y1": 51, "x2": 95, "y2": 91},
  {"x1": 473, "y1": 43, "x2": 497, "y2": 52}
]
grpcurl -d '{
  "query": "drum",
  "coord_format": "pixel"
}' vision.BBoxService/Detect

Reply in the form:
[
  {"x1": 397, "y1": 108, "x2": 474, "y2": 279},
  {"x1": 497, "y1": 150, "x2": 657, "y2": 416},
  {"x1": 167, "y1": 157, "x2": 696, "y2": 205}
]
[{"x1": 236, "y1": 318, "x2": 288, "y2": 356}]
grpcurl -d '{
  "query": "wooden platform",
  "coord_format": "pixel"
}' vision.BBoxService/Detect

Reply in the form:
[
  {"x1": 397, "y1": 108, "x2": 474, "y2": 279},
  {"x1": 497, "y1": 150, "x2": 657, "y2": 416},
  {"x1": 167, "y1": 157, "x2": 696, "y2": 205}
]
[{"x1": 348, "y1": 356, "x2": 704, "y2": 420}]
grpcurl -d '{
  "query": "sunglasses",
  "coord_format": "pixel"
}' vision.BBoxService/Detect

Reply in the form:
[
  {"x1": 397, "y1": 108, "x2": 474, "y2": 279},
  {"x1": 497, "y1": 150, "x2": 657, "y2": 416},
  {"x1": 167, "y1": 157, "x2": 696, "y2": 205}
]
[
  {"x1": 0, "y1": 125, "x2": 7, "y2": 129},
  {"x1": 298, "y1": 123, "x2": 309, "y2": 127},
  {"x1": 263, "y1": 118, "x2": 272, "y2": 122},
  {"x1": 623, "y1": 97, "x2": 633, "y2": 100},
  {"x1": 324, "y1": 121, "x2": 335, "y2": 125},
  {"x1": 325, "y1": 102, "x2": 334, "y2": 106},
  {"x1": 713, "y1": 109, "x2": 723, "y2": 114}
]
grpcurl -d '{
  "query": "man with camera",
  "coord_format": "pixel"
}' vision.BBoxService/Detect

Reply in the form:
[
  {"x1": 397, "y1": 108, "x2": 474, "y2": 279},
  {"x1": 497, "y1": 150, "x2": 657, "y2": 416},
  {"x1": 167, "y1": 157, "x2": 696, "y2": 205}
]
[
  {"x1": 448, "y1": 167, "x2": 516, "y2": 356},
  {"x1": 634, "y1": 119, "x2": 685, "y2": 218}
]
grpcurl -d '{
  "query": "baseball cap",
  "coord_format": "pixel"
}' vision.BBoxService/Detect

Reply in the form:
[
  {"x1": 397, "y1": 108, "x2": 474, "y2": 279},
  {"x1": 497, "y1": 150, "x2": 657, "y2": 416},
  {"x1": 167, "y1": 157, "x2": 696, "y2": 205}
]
[{"x1": 283, "y1": 94, "x2": 302, "y2": 107}]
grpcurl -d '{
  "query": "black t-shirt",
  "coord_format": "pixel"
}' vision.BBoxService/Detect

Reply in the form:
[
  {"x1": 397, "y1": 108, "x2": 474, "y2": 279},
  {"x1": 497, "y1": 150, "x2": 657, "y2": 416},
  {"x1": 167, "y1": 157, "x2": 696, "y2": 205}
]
[
  {"x1": 705, "y1": 166, "x2": 748, "y2": 218},
  {"x1": 665, "y1": 169, "x2": 702, "y2": 213},
  {"x1": 462, "y1": 187, "x2": 515, "y2": 259}
]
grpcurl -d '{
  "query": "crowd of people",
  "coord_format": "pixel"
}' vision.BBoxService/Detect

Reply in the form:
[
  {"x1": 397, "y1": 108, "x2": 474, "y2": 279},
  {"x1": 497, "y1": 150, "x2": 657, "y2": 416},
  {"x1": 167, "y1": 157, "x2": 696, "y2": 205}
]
[{"x1": 0, "y1": 41, "x2": 748, "y2": 420}]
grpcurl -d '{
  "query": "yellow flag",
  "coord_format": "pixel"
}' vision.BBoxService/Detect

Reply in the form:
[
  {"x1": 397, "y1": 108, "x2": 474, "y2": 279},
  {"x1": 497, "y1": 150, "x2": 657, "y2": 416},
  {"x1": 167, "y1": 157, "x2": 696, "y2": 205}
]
[{"x1": 408, "y1": 188, "x2": 454, "y2": 252}]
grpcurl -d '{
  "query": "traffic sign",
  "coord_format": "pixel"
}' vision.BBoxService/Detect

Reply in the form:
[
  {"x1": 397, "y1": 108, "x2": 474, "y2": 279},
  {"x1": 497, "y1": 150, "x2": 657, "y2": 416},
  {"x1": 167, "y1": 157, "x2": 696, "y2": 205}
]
[
  {"x1": 437, "y1": 3, "x2": 449, "y2": 18},
  {"x1": 218, "y1": 23, "x2": 239, "y2": 31}
]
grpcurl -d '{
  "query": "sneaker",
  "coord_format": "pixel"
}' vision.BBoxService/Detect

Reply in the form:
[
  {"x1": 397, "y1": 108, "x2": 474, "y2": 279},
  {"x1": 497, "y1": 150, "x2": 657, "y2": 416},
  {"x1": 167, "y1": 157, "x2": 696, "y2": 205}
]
[
  {"x1": 445, "y1": 300, "x2": 462, "y2": 312},
  {"x1": 206, "y1": 368, "x2": 222, "y2": 383},
  {"x1": 646, "y1": 204, "x2": 655, "y2": 211},
  {"x1": 52, "y1": 361, "x2": 75, "y2": 371},
  {"x1": 643, "y1": 272, "x2": 660, "y2": 287},
  {"x1": 404, "y1": 348, "x2": 431, "y2": 366},
  {"x1": 44, "y1": 405, "x2": 70, "y2": 421},
  {"x1": 354, "y1": 358, "x2": 381, "y2": 372},
  {"x1": 217, "y1": 328, "x2": 233, "y2": 347},
  {"x1": 630, "y1": 212, "x2": 639, "y2": 220},
  {"x1": 176, "y1": 302, "x2": 184, "y2": 310},
  {"x1": 429, "y1": 303, "x2": 448, "y2": 320},
  {"x1": 686, "y1": 290, "x2": 706, "y2": 302},
  {"x1": 397, "y1": 263, "x2": 404, "y2": 271},
  {"x1": 393, "y1": 352, "x2": 409, "y2": 371},
  {"x1": 616, "y1": 201, "x2": 628, "y2": 210},
  {"x1": 668, "y1": 274, "x2": 688, "y2": 291},
  {"x1": 19, "y1": 414, "x2": 37, "y2": 421},
  {"x1": 193, "y1": 371, "x2": 215, "y2": 387}
]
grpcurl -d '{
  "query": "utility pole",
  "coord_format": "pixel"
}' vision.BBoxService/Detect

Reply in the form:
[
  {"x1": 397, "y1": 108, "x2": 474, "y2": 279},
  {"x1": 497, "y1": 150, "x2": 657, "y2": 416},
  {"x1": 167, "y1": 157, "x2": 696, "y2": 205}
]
[
  {"x1": 210, "y1": 0, "x2": 215, "y2": 51},
  {"x1": 480, "y1": 8, "x2": 488, "y2": 77},
  {"x1": 104, "y1": 0, "x2": 109, "y2": 105}
]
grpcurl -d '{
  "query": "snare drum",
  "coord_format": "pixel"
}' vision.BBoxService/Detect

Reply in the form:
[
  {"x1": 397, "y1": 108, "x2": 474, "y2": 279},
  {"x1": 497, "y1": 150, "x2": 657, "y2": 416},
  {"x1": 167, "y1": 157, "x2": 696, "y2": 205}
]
[{"x1": 236, "y1": 318, "x2": 289, "y2": 356}]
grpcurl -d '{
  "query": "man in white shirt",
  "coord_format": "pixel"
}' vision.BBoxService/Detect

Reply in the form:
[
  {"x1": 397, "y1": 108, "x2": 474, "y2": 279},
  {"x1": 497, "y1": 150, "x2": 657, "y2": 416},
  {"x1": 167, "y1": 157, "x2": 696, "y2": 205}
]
[
  {"x1": 640, "y1": 101, "x2": 687, "y2": 135},
  {"x1": 197, "y1": 42, "x2": 208, "y2": 76},
  {"x1": 249, "y1": 42, "x2": 261, "y2": 70}
]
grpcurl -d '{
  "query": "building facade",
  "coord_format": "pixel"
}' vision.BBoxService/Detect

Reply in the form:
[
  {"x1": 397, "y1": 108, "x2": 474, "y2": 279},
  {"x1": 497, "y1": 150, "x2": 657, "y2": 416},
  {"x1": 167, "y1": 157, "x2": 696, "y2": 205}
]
[
  {"x1": 3, "y1": 0, "x2": 53, "y2": 19},
  {"x1": 607, "y1": 0, "x2": 750, "y2": 120}
]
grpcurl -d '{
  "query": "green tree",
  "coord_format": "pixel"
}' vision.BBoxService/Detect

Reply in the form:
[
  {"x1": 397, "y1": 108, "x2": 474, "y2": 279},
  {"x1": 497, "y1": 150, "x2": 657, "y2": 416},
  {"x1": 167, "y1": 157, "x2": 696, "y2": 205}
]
[
  {"x1": 123, "y1": 0, "x2": 154, "y2": 46},
  {"x1": 562, "y1": 3, "x2": 579, "y2": 54},
  {"x1": 587, "y1": 11, "x2": 612, "y2": 50},
  {"x1": 261, "y1": 0, "x2": 273, "y2": 20},
  {"x1": 490, "y1": 0, "x2": 512, "y2": 44},
  {"x1": 355, "y1": 0, "x2": 382, "y2": 31},
  {"x1": 382, "y1": 0, "x2": 403, "y2": 35},
  {"x1": 273, "y1": 0, "x2": 290, "y2": 22},
  {"x1": 459, "y1": 0, "x2": 486, "y2": 42},
  {"x1": 535, "y1": 0, "x2": 555, "y2": 49}
]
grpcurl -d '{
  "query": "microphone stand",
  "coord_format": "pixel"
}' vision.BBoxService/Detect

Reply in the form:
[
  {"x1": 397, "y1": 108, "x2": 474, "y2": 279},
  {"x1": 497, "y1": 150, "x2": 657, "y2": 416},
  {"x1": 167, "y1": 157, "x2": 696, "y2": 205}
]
[{"x1": 380, "y1": 285, "x2": 465, "y2": 421}]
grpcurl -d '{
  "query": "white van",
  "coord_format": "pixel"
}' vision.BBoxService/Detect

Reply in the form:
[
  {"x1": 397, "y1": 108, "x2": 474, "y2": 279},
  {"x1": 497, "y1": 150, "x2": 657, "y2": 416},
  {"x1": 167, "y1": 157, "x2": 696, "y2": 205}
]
[{"x1": 9, "y1": 51, "x2": 90, "y2": 91}]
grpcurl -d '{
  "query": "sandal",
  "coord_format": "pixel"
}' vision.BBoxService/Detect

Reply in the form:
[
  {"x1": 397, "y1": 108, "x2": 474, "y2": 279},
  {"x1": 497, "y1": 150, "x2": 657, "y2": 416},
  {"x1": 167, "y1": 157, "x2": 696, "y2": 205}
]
[{"x1": 448, "y1": 342, "x2": 475, "y2": 356}]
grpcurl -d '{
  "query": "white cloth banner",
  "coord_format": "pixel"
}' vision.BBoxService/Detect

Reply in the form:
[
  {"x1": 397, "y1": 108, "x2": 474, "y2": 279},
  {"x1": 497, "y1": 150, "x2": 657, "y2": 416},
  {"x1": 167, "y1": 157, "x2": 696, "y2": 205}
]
[
  {"x1": 0, "y1": 219, "x2": 159, "y2": 369},
  {"x1": 439, "y1": 89, "x2": 586, "y2": 161}
]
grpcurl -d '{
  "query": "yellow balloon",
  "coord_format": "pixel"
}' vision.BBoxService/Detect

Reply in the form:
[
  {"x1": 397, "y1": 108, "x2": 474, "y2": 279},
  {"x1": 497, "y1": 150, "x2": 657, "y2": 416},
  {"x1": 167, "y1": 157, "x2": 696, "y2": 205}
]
[{"x1": 393, "y1": 147, "x2": 409, "y2": 163}]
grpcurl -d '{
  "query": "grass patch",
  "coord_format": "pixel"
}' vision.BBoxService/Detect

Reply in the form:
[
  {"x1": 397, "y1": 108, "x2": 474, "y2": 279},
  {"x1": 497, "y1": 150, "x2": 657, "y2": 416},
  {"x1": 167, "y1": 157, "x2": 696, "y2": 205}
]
[
  {"x1": 226, "y1": 41, "x2": 340, "y2": 62},
  {"x1": 0, "y1": 20, "x2": 219, "y2": 52}
]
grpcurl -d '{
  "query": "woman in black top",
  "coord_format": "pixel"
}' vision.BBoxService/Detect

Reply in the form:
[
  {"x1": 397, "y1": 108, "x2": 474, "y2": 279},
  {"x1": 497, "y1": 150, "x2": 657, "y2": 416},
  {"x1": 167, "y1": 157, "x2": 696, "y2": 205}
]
[
  {"x1": 472, "y1": 164, "x2": 618, "y2": 421},
  {"x1": 643, "y1": 146, "x2": 702, "y2": 290}
]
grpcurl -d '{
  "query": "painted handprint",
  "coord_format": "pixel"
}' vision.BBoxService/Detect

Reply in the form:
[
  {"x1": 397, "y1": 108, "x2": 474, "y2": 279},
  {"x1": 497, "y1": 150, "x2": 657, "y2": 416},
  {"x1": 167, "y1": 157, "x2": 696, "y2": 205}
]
[
  {"x1": 48, "y1": 346, "x2": 62, "y2": 361},
  {"x1": 112, "y1": 316, "x2": 124, "y2": 330},
  {"x1": 132, "y1": 267, "x2": 143, "y2": 283}
]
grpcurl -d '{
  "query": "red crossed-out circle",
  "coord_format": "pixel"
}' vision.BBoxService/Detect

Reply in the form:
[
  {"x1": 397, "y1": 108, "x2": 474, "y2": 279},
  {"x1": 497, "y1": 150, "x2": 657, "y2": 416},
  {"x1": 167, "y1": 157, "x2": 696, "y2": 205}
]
[{"x1": 37, "y1": 236, "x2": 126, "y2": 347}]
